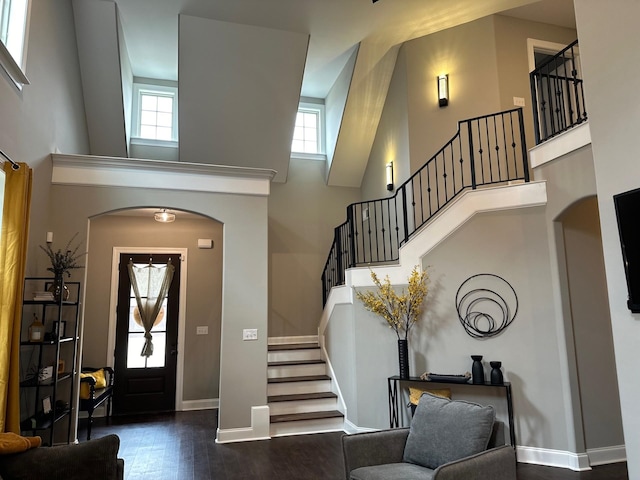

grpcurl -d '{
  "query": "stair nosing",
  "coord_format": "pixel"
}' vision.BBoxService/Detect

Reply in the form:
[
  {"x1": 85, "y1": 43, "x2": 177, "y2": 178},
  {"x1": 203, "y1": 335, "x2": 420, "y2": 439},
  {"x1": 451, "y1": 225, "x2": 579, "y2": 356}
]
[
  {"x1": 270, "y1": 410, "x2": 343, "y2": 423},
  {"x1": 268, "y1": 391, "x2": 337, "y2": 403},
  {"x1": 267, "y1": 374, "x2": 331, "y2": 384},
  {"x1": 268, "y1": 343, "x2": 320, "y2": 351},
  {"x1": 268, "y1": 359, "x2": 325, "y2": 367}
]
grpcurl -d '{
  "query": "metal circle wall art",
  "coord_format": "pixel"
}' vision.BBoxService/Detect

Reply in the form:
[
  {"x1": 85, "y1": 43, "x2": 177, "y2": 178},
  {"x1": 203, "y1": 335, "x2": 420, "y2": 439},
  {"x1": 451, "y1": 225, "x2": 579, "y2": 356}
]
[{"x1": 455, "y1": 273, "x2": 518, "y2": 339}]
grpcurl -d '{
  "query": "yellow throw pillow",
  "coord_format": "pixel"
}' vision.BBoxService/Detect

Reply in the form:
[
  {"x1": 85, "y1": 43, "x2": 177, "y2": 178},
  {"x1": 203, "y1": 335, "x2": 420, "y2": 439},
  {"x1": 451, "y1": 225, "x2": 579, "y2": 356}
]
[
  {"x1": 409, "y1": 387, "x2": 451, "y2": 406},
  {"x1": 0, "y1": 433, "x2": 41, "y2": 455},
  {"x1": 79, "y1": 369, "x2": 107, "y2": 400}
]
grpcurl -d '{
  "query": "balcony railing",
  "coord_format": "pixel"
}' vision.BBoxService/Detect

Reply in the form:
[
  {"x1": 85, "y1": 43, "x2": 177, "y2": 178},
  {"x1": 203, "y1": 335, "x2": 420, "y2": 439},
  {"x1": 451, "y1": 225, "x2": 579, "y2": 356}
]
[
  {"x1": 322, "y1": 108, "x2": 529, "y2": 305},
  {"x1": 530, "y1": 40, "x2": 587, "y2": 144}
]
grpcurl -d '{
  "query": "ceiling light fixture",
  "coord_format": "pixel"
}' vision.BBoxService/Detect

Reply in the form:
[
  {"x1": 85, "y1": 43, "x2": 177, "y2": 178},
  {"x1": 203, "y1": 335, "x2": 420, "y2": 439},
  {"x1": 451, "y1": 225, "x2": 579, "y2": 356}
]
[{"x1": 154, "y1": 209, "x2": 176, "y2": 223}]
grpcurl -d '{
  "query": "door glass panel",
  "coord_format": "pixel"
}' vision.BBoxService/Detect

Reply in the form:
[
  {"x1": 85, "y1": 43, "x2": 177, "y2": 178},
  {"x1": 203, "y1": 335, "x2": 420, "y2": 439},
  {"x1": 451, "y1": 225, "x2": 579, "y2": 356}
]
[{"x1": 126, "y1": 266, "x2": 169, "y2": 369}]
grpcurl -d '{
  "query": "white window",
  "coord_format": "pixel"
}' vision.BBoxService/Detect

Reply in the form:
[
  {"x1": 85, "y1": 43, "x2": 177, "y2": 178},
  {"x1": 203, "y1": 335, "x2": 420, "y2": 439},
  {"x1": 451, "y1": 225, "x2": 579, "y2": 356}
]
[
  {"x1": 0, "y1": 0, "x2": 31, "y2": 87},
  {"x1": 132, "y1": 83, "x2": 178, "y2": 144},
  {"x1": 292, "y1": 101, "x2": 325, "y2": 157}
]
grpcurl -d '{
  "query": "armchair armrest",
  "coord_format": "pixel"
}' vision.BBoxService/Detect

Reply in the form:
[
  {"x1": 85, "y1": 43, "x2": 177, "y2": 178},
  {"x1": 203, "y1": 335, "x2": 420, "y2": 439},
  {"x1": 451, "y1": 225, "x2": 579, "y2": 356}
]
[
  {"x1": 0, "y1": 434, "x2": 123, "y2": 480},
  {"x1": 433, "y1": 445, "x2": 516, "y2": 480},
  {"x1": 342, "y1": 429, "x2": 409, "y2": 480}
]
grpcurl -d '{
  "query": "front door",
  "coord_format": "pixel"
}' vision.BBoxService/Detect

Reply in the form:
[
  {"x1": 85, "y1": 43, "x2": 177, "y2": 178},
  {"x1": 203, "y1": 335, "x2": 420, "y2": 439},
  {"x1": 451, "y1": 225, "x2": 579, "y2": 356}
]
[{"x1": 113, "y1": 253, "x2": 180, "y2": 415}]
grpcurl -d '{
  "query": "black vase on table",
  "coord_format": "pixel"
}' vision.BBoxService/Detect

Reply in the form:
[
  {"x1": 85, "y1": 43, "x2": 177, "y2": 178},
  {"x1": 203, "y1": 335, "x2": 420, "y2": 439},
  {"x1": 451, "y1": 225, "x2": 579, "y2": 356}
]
[
  {"x1": 490, "y1": 361, "x2": 504, "y2": 385},
  {"x1": 471, "y1": 355, "x2": 485, "y2": 384},
  {"x1": 398, "y1": 339, "x2": 410, "y2": 379}
]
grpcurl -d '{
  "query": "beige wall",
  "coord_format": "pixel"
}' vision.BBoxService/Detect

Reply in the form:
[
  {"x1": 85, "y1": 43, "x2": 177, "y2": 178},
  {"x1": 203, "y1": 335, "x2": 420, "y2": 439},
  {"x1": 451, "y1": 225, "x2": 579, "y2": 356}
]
[
  {"x1": 268, "y1": 158, "x2": 361, "y2": 337},
  {"x1": 559, "y1": 197, "x2": 624, "y2": 450},
  {"x1": 47, "y1": 183, "x2": 269, "y2": 433},
  {"x1": 361, "y1": 15, "x2": 577, "y2": 198},
  {"x1": 404, "y1": 16, "x2": 501, "y2": 175},
  {"x1": 85, "y1": 214, "x2": 223, "y2": 401},
  {"x1": 1, "y1": 0, "x2": 88, "y2": 274},
  {"x1": 361, "y1": 45, "x2": 410, "y2": 202},
  {"x1": 574, "y1": 1, "x2": 640, "y2": 476},
  {"x1": 493, "y1": 15, "x2": 577, "y2": 149}
]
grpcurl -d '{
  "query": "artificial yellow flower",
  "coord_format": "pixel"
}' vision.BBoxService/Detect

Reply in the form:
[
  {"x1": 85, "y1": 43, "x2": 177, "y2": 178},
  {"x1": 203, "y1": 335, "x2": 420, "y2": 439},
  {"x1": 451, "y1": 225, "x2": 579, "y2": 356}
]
[{"x1": 355, "y1": 265, "x2": 429, "y2": 340}]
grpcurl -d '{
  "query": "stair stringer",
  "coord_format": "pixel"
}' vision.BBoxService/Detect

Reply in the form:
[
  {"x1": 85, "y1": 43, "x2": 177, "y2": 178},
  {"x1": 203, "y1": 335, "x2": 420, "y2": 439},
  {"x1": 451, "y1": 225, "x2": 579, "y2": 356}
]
[{"x1": 319, "y1": 181, "x2": 548, "y2": 429}]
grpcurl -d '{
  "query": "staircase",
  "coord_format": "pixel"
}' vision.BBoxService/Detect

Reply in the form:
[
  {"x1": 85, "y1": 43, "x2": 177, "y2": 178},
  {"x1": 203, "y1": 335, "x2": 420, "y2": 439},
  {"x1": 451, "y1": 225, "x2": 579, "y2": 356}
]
[{"x1": 268, "y1": 341, "x2": 344, "y2": 437}]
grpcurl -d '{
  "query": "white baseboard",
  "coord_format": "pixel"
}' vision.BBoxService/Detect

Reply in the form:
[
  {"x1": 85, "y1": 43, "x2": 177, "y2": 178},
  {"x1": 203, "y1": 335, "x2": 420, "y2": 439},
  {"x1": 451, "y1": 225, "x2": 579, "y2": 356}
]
[
  {"x1": 268, "y1": 335, "x2": 318, "y2": 345},
  {"x1": 181, "y1": 398, "x2": 219, "y2": 411},
  {"x1": 587, "y1": 445, "x2": 626, "y2": 466},
  {"x1": 216, "y1": 405, "x2": 270, "y2": 443},
  {"x1": 517, "y1": 446, "x2": 591, "y2": 471}
]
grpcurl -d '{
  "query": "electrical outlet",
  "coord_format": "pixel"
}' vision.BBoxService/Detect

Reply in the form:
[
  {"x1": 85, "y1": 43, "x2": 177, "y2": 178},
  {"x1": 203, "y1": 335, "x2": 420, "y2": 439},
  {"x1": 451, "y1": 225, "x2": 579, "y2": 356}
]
[
  {"x1": 196, "y1": 326, "x2": 208, "y2": 335},
  {"x1": 243, "y1": 328, "x2": 258, "y2": 341}
]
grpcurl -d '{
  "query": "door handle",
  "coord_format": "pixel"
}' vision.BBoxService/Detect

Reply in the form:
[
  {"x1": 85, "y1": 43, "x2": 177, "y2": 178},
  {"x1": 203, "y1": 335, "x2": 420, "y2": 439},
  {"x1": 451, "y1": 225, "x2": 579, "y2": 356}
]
[{"x1": 170, "y1": 349, "x2": 178, "y2": 356}]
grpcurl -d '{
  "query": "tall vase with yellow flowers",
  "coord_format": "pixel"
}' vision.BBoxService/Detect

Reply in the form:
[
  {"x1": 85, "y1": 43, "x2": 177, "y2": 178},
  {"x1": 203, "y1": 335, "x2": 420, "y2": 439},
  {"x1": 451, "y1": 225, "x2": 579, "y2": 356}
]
[{"x1": 355, "y1": 265, "x2": 429, "y2": 379}]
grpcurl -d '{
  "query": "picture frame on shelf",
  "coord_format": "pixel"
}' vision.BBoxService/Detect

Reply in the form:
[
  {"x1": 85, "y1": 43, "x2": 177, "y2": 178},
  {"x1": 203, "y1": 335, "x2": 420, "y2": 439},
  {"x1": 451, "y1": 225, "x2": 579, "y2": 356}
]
[
  {"x1": 42, "y1": 396, "x2": 52, "y2": 416},
  {"x1": 52, "y1": 320, "x2": 66, "y2": 339}
]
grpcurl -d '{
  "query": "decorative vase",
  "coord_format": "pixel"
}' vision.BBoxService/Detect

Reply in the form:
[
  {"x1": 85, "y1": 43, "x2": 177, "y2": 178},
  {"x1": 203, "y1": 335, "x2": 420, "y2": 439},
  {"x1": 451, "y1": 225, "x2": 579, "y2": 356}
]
[
  {"x1": 471, "y1": 355, "x2": 485, "y2": 384},
  {"x1": 490, "y1": 361, "x2": 504, "y2": 385},
  {"x1": 398, "y1": 339, "x2": 410, "y2": 379},
  {"x1": 48, "y1": 275, "x2": 70, "y2": 302}
]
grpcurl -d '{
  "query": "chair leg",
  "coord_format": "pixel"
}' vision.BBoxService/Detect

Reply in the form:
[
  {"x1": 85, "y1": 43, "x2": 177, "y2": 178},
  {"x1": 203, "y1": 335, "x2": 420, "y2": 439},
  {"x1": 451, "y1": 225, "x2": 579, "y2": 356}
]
[
  {"x1": 107, "y1": 395, "x2": 112, "y2": 424},
  {"x1": 87, "y1": 409, "x2": 93, "y2": 441}
]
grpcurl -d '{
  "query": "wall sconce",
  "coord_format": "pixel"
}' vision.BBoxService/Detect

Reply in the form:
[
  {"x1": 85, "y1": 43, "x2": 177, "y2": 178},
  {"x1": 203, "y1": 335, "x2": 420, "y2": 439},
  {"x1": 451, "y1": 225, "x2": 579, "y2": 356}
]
[
  {"x1": 386, "y1": 162, "x2": 394, "y2": 191},
  {"x1": 154, "y1": 209, "x2": 176, "y2": 223},
  {"x1": 438, "y1": 74, "x2": 449, "y2": 107}
]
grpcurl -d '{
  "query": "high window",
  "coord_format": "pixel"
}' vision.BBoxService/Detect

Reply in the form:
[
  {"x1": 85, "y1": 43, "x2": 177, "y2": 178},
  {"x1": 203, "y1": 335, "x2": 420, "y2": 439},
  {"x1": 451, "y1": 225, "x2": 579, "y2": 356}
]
[
  {"x1": 0, "y1": 0, "x2": 31, "y2": 87},
  {"x1": 292, "y1": 101, "x2": 325, "y2": 157},
  {"x1": 132, "y1": 83, "x2": 178, "y2": 143}
]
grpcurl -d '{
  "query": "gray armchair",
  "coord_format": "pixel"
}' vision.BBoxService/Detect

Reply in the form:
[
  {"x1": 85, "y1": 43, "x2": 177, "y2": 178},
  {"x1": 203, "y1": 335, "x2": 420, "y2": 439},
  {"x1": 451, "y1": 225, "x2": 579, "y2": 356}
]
[
  {"x1": 342, "y1": 393, "x2": 516, "y2": 480},
  {"x1": 0, "y1": 434, "x2": 124, "y2": 480}
]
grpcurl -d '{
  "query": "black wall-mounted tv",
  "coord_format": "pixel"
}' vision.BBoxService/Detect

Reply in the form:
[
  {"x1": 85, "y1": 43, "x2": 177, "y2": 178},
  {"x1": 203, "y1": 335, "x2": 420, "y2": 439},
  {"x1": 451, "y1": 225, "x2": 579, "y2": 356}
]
[{"x1": 614, "y1": 187, "x2": 640, "y2": 313}]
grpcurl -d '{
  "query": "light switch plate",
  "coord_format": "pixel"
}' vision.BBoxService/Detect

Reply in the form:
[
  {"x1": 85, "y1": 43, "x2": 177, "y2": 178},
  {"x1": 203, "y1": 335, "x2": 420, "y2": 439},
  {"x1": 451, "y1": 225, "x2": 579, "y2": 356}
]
[
  {"x1": 513, "y1": 96, "x2": 525, "y2": 107},
  {"x1": 196, "y1": 326, "x2": 208, "y2": 335},
  {"x1": 243, "y1": 328, "x2": 258, "y2": 341}
]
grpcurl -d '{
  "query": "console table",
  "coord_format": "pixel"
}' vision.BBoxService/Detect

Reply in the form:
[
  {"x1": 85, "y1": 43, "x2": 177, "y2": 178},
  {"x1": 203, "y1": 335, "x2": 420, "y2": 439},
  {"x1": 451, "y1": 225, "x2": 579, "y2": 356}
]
[{"x1": 387, "y1": 376, "x2": 516, "y2": 447}]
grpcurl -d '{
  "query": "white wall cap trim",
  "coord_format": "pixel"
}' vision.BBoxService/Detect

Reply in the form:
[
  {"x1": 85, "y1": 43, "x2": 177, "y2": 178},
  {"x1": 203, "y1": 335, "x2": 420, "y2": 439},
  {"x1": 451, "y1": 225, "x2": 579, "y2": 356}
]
[
  {"x1": 51, "y1": 154, "x2": 276, "y2": 196},
  {"x1": 529, "y1": 122, "x2": 591, "y2": 169}
]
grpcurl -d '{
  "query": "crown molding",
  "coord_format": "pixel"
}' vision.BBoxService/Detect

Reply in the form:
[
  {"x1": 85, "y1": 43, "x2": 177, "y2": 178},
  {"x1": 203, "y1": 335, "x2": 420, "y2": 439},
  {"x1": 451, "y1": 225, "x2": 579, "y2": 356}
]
[{"x1": 51, "y1": 154, "x2": 276, "y2": 196}]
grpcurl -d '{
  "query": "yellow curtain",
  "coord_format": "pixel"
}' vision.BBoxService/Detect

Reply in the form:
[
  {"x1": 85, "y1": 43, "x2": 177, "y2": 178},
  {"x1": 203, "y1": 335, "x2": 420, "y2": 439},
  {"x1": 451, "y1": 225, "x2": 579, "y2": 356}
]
[{"x1": 0, "y1": 162, "x2": 32, "y2": 433}]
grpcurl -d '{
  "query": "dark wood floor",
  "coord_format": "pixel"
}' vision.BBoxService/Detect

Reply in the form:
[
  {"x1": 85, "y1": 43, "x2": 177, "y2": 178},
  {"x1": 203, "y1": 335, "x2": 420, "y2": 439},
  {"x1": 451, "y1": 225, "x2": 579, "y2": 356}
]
[{"x1": 78, "y1": 410, "x2": 628, "y2": 480}]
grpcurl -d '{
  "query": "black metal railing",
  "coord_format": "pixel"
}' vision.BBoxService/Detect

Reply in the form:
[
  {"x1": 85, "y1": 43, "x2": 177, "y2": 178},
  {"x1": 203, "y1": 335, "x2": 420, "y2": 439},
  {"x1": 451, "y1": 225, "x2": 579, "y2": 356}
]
[
  {"x1": 321, "y1": 108, "x2": 530, "y2": 305},
  {"x1": 530, "y1": 40, "x2": 587, "y2": 144}
]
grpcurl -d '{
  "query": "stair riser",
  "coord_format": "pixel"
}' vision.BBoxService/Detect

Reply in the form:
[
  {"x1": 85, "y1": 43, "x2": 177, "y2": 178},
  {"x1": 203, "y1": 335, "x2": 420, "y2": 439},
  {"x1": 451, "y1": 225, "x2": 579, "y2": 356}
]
[
  {"x1": 269, "y1": 417, "x2": 344, "y2": 437},
  {"x1": 267, "y1": 380, "x2": 332, "y2": 396},
  {"x1": 268, "y1": 349, "x2": 321, "y2": 363},
  {"x1": 268, "y1": 398, "x2": 338, "y2": 416},
  {"x1": 268, "y1": 363, "x2": 326, "y2": 378}
]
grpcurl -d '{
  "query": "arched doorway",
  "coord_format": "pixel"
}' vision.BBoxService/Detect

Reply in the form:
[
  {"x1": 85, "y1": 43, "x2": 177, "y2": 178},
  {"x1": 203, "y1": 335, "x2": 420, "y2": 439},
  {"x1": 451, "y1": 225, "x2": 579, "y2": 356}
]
[
  {"x1": 556, "y1": 196, "x2": 625, "y2": 462},
  {"x1": 81, "y1": 207, "x2": 223, "y2": 415}
]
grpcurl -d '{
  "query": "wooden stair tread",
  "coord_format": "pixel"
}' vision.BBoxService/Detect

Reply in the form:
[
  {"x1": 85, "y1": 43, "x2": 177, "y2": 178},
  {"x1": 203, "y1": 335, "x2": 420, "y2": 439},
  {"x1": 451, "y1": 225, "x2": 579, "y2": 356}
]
[
  {"x1": 268, "y1": 343, "x2": 320, "y2": 351},
  {"x1": 268, "y1": 359, "x2": 325, "y2": 367},
  {"x1": 270, "y1": 410, "x2": 343, "y2": 423},
  {"x1": 268, "y1": 392, "x2": 337, "y2": 403},
  {"x1": 268, "y1": 374, "x2": 330, "y2": 384}
]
